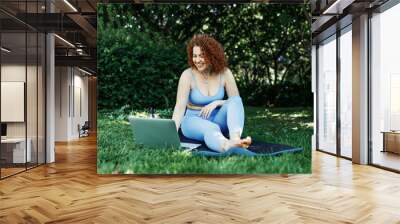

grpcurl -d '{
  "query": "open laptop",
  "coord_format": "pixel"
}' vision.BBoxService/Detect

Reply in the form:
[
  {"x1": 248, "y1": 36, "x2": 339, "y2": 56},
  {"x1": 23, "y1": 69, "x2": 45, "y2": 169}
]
[{"x1": 129, "y1": 117, "x2": 201, "y2": 150}]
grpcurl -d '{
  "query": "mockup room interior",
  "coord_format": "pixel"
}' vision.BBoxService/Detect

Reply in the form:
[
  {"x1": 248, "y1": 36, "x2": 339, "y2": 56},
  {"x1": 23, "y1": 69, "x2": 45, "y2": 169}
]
[
  {"x1": 0, "y1": 0, "x2": 97, "y2": 179},
  {"x1": 0, "y1": 0, "x2": 400, "y2": 223},
  {"x1": 312, "y1": 0, "x2": 400, "y2": 172}
]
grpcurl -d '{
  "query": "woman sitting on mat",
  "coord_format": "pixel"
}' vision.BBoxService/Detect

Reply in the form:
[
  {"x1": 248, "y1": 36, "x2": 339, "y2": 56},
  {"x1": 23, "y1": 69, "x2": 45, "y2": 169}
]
[{"x1": 172, "y1": 34, "x2": 252, "y2": 153}]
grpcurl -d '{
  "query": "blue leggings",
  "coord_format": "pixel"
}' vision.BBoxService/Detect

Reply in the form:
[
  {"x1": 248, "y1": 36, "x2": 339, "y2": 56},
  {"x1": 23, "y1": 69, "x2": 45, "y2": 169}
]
[{"x1": 181, "y1": 96, "x2": 247, "y2": 153}]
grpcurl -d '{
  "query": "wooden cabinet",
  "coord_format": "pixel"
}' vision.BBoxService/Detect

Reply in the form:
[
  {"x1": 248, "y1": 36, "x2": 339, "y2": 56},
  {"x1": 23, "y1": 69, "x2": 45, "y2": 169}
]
[{"x1": 382, "y1": 132, "x2": 400, "y2": 154}]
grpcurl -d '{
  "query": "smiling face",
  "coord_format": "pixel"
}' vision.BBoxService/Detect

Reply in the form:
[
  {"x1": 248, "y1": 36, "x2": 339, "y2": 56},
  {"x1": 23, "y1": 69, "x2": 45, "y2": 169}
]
[{"x1": 192, "y1": 46, "x2": 209, "y2": 73}]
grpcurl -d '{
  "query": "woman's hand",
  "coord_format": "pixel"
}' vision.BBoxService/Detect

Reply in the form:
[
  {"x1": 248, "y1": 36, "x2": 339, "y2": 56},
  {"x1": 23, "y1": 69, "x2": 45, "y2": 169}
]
[{"x1": 199, "y1": 100, "x2": 224, "y2": 119}]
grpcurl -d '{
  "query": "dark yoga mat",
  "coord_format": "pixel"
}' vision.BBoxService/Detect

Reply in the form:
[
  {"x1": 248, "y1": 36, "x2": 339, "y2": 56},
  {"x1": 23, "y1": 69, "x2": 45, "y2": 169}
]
[{"x1": 179, "y1": 132, "x2": 303, "y2": 156}]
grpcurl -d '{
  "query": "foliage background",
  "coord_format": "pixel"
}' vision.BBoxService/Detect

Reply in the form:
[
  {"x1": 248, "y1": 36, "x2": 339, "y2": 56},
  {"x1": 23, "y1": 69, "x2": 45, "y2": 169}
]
[{"x1": 97, "y1": 4, "x2": 312, "y2": 109}]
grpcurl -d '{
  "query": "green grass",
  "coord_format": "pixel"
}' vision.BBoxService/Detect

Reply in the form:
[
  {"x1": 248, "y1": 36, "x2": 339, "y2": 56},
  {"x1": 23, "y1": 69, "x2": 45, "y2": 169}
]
[{"x1": 97, "y1": 107, "x2": 313, "y2": 174}]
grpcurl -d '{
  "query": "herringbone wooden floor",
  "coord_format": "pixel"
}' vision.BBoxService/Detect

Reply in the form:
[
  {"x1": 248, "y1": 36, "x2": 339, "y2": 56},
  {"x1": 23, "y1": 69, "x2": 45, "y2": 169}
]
[{"x1": 1, "y1": 135, "x2": 400, "y2": 224}]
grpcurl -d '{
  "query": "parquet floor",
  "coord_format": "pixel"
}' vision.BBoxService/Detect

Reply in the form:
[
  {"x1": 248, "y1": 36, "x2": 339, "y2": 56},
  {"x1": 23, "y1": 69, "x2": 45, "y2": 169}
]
[
  {"x1": 1, "y1": 135, "x2": 400, "y2": 223},
  {"x1": 373, "y1": 150, "x2": 400, "y2": 171},
  {"x1": 1, "y1": 167, "x2": 25, "y2": 177}
]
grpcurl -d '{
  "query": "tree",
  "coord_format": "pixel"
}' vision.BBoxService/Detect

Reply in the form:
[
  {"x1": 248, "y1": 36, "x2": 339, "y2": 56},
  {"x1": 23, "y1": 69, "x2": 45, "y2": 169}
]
[{"x1": 97, "y1": 3, "x2": 312, "y2": 109}]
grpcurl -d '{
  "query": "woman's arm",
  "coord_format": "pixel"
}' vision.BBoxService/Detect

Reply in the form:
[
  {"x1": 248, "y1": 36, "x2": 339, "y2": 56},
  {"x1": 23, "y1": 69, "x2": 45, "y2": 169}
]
[
  {"x1": 224, "y1": 68, "x2": 240, "y2": 97},
  {"x1": 172, "y1": 70, "x2": 191, "y2": 131}
]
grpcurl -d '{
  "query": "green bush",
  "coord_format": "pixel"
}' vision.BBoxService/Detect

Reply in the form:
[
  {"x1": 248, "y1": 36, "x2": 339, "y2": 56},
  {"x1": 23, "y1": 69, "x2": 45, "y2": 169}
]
[
  {"x1": 239, "y1": 82, "x2": 312, "y2": 107},
  {"x1": 98, "y1": 23, "x2": 186, "y2": 109},
  {"x1": 97, "y1": 4, "x2": 312, "y2": 110}
]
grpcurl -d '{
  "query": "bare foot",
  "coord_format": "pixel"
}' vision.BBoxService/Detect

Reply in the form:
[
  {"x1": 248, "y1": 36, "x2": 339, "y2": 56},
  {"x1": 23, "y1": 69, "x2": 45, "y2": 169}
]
[
  {"x1": 222, "y1": 136, "x2": 252, "y2": 151},
  {"x1": 241, "y1": 136, "x2": 252, "y2": 148}
]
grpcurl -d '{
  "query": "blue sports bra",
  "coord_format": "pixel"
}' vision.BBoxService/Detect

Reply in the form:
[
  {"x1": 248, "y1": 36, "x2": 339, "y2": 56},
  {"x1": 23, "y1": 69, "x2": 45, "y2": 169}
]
[{"x1": 188, "y1": 69, "x2": 225, "y2": 107}]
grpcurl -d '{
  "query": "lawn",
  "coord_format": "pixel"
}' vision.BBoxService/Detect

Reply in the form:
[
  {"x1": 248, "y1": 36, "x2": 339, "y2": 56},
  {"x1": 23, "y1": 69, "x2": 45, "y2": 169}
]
[{"x1": 97, "y1": 107, "x2": 313, "y2": 174}]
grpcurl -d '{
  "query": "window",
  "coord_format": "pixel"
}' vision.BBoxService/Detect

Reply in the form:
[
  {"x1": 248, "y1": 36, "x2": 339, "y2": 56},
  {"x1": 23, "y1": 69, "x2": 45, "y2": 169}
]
[
  {"x1": 370, "y1": 2, "x2": 400, "y2": 171},
  {"x1": 317, "y1": 35, "x2": 337, "y2": 154},
  {"x1": 0, "y1": 1, "x2": 46, "y2": 179},
  {"x1": 339, "y1": 26, "x2": 352, "y2": 158}
]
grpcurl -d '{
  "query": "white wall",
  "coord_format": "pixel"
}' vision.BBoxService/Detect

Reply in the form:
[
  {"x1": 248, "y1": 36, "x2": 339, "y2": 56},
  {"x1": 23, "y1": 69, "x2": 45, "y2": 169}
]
[
  {"x1": 1, "y1": 65, "x2": 26, "y2": 139},
  {"x1": 73, "y1": 72, "x2": 89, "y2": 137},
  {"x1": 1, "y1": 65, "x2": 26, "y2": 81},
  {"x1": 55, "y1": 67, "x2": 89, "y2": 141},
  {"x1": 55, "y1": 66, "x2": 69, "y2": 141},
  {"x1": 1, "y1": 63, "x2": 46, "y2": 164}
]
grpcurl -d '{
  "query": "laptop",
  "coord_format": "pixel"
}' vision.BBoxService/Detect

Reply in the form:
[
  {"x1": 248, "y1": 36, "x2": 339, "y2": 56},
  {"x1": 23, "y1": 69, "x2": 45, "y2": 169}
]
[{"x1": 129, "y1": 117, "x2": 201, "y2": 150}]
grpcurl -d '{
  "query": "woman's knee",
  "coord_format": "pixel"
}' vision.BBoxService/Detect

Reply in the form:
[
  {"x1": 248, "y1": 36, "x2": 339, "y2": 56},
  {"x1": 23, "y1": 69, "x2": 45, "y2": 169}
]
[{"x1": 181, "y1": 116, "x2": 221, "y2": 139}]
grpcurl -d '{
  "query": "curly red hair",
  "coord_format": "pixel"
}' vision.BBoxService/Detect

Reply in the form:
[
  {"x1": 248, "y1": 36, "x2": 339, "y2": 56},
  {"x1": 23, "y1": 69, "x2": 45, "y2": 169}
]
[{"x1": 187, "y1": 34, "x2": 227, "y2": 75}]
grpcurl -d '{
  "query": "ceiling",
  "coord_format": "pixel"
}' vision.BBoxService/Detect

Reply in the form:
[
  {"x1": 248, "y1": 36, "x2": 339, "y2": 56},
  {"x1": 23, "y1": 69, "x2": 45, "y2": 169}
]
[
  {"x1": 311, "y1": 0, "x2": 390, "y2": 43},
  {"x1": 0, "y1": 0, "x2": 98, "y2": 74}
]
